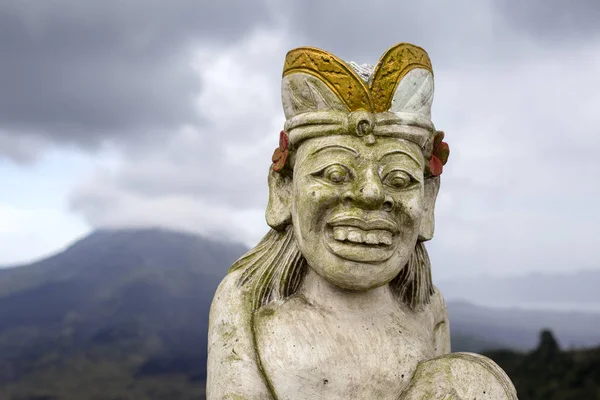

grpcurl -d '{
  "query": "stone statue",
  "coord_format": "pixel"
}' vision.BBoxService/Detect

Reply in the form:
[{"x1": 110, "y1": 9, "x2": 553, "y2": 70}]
[{"x1": 207, "y1": 43, "x2": 518, "y2": 399}]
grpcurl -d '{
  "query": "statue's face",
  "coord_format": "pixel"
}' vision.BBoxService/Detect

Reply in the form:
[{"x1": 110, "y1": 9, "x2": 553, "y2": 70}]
[{"x1": 291, "y1": 135, "x2": 425, "y2": 291}]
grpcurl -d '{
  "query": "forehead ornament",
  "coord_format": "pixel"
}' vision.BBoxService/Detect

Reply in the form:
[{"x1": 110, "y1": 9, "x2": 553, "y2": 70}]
[{"x1": 348, "y1": 110, "x2": 375, "y2": 144}]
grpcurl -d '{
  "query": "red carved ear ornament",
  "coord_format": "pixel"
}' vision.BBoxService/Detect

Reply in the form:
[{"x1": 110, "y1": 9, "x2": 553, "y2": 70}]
[
  {"x1": 272, "y1": 130, "x2": 289, "y2": 172},
  {"x1": 428, "y1": 131, "x2": 450, "y2": 177}
]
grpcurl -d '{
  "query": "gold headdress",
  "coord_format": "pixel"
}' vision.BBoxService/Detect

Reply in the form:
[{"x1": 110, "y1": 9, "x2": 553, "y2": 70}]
[{"x1": 281, "y1": 43, "x2": 436, "y2": 150}]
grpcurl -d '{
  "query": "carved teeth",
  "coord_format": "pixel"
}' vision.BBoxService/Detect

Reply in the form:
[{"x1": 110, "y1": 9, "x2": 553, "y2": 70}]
[
  {"x1": 333, "y1": 227, "x2": 347, "y2": 241},
  {"x1": 347, "y1": 230, "x2": 363, "y2": 243},
  {"x1": 331, "y1": 226, "x2": 393, "y2": 246},
  {"x1": 365, "y1": 233, "x2": 378, "y2": 244},
  {"x1": 379, "y1": 231, "x2": 393, "y2": 245}
]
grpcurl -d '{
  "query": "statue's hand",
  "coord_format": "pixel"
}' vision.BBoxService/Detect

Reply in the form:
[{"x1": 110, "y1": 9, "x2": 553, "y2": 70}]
[
  {"x1": 400, "y1": 378, "x2": 463, "y2": 400},
  {"x1": 442, "y1": 389, "x2": 464, "y2": 400},
  {"x1": 399, "y1": 353, "x2": 517, "y2": 400}
]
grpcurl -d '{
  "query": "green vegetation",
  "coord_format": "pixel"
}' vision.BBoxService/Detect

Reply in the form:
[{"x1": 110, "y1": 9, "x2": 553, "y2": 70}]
[
  {"x1": 0, "y1": 335, "x2": 207, "y2": 400},
  {"x1": 484, "y1": 330, "x2": 600, "y2": 400}
]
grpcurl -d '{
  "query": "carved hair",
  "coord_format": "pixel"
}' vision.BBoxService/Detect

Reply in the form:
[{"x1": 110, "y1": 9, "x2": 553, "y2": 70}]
[{"x1": 229, "y1": 225, "x2": 434, "y2": 312}]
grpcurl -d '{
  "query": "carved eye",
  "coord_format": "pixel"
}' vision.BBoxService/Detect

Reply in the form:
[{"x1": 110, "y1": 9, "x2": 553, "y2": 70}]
[
  {"x1": 321, "y1": 164, "x2": 351, "y2": 184},
  {"x1": 382, "y1": 170, "x2": 413, "y2": 189}
]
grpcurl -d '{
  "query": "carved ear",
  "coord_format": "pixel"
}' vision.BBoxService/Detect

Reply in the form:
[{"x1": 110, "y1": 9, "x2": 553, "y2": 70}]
[
  {"x1": 266, "y1": 166, "x2": 292, "y2": 231},
  {"x1": 418, "y1": 176, "x2": 440, "y2": 242}
]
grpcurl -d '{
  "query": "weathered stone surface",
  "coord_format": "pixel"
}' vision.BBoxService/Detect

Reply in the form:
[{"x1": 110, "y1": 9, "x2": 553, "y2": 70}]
[{"x1": 207, "y1": 43, "x2": 517, "y2": 400}]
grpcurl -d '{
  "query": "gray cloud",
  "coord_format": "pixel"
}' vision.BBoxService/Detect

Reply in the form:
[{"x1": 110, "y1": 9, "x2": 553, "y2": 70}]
[
  {"x1": 0, "y1": 0, "x2": 275, "y2": 159},
  {"x1": 494, "y1": 0, "x2": 600, "y2": 40},
  {"x1": 426, "y1": 48, "x2": 600, "y2": 279},
  {"x1": 280, "y1": 0, "x2": 600, "y2": 73},
  {"x1": 279, "y1": 0, "x2": 512, "y2": 69},
  {"x1": 0, "y1": 130, "x2": 50, "y2": 164},
  {"x1": 70, "y1": 28, "x2": 288, "y2": 216}
]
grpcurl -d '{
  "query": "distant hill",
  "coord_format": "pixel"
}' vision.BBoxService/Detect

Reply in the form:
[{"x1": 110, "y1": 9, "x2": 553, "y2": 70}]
[
  {"x1": 0, "y1": 228, "x2": 247, "y2": 400},
  {"x1": 0, "y1": 228, "x2": 598, "y2": 399},
  {"x1": 437, "y1": 270, "x2": 600, "y2": 310},
  {"x1": 450, "y1": 332, "x2": 507, "y2": 353},
  {"x1": 447, "y1": 301, "x2": 600, "y2": 350}
]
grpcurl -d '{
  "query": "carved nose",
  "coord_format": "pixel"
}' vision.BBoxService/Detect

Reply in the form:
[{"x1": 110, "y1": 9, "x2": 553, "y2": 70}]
[{"x1": 355, "y1": 169, "x2": 385, "y2": 209}]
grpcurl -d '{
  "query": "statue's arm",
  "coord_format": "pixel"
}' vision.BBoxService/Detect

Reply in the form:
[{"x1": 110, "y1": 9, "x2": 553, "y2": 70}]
[
  {"x1": 206, "y1": 270, "x2": 274, "y2": 400},
  {"x1": 431, "y1": 286, "x2": 451, "y2": 356}
]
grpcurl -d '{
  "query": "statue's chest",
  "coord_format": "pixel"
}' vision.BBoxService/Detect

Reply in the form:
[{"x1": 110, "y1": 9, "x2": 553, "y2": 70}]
[{"x1": 255, "y1": 300, "x2": 435, "y2": 400}]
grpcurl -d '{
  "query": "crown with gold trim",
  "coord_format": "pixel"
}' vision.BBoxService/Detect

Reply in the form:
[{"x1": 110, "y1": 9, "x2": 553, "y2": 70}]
[
  {"x1": 273, "y1": 42, "x2": 449, "y2": 176},
  {"x1": 282, "y1": 42, "x2": 435, "y2": 144}
]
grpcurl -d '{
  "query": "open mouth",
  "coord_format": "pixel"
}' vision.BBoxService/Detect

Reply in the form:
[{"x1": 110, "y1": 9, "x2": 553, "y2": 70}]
[
  {"x1": 332, "y1": 226, "x2": 393, "y2": 246},
  {"x1": 324, "y1": 215, "x2": 399, "y2": 263}
]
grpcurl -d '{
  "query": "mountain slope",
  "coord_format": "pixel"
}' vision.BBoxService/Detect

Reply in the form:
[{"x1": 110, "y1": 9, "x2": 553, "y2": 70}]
[
  {"x1": 0, "y1": 228, "x2": 247, "y2": 399},
  {"x1": 447, "y1": 301, "x2": 600, "y2": 350},
  {"x1": 438, "y1": 270, "x2": 600, "y2": 309}
]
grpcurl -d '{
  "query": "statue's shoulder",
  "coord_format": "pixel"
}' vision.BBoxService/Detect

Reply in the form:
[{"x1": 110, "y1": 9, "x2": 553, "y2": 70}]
[
  {"x1": 425, "y1": 285, "x2": 451, "y2": 355},
  {"x1": 207, "y1": 269, "x2": 274, "y2": 399},
  {"x1": 254, "y1": 292, "x2": 313, "y2": 326},
  {"x1": 428, "y1": 285, "x2": 449, "y2": 321},
  {"x1": 209, "y1": 269, "x2": 253, "y2": 333}
]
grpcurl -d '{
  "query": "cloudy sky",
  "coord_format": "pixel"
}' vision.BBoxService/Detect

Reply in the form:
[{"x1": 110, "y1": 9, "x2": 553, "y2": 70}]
[{"x1": 1, "y1": 0, "x2": 599, "y2": 280}]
